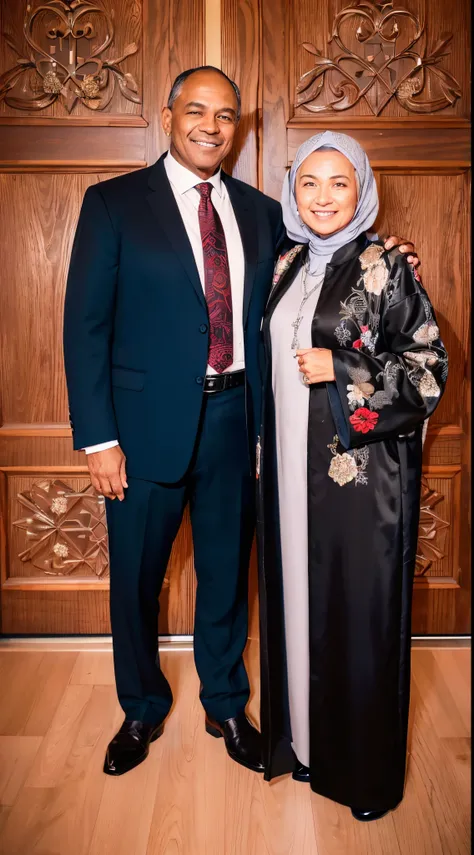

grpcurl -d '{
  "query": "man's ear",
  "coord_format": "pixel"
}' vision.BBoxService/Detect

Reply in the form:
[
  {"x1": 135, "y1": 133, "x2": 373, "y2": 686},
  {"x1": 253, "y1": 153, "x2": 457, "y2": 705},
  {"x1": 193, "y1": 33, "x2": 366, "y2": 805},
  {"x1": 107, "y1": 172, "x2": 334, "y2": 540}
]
[{"x1": 162, "y1": 106, "x2": 172, "y2": 136}]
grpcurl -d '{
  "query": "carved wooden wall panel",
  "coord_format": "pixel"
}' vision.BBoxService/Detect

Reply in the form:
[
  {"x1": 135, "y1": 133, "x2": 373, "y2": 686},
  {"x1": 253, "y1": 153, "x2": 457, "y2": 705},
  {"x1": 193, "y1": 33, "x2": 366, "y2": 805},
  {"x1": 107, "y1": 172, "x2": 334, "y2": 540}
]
[
  {"x1": 292, "y1": 0, "x2": 468, "y2": 120},
  {"x1": 0, "y1": 0, "x2": 143, "y2": 120},
  {"x1": 1, "y1": 464, "x2": 197, "y2": 633},
  {"x1": 9, "y1": 475, "x2": 109, "y2": 582},
  {"x1": 414, "y1": 469, "x2": 461, "y2": 586}
]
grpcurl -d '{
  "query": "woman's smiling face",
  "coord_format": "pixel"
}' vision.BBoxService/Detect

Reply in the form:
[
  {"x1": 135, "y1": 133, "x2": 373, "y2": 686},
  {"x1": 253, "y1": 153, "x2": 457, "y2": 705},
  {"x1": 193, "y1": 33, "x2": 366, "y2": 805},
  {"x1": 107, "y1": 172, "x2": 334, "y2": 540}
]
[{"x1": 295, "y1": 149, "x2": 358, "y2": 237}]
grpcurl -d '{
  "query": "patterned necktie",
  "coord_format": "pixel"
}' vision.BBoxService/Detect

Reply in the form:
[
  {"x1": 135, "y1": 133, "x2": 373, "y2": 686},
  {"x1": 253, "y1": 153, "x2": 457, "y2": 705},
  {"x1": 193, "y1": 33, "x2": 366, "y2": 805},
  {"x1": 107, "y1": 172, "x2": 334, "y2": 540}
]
[{"x1": 196, "y1": 182, "x2": 233, "y2": 373}]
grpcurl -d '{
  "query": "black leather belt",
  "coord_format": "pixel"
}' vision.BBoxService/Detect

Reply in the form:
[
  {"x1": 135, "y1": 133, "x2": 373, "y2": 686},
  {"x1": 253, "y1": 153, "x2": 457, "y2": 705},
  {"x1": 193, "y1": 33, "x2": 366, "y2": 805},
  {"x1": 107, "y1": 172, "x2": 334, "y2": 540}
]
[{"x1": 203, "y1": 370, "x2": 245, "y2": 393}]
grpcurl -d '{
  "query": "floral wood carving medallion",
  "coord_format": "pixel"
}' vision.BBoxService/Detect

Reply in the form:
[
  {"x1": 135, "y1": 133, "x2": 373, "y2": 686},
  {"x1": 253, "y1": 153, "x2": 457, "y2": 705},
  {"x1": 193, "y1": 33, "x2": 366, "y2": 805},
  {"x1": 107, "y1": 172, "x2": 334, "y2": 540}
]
[
  {"x1": 0, "y1": 0, "x2": 140, "y2": 113},
  {"x1": 414, "y1": 476, "x2": 450, "y2": 577},
  {"x1": 296, "y1": 0, "x2": 461, "y2": 115},
  {"x1": 13, "y1": 480, "x2": 109, "y2": 578}
]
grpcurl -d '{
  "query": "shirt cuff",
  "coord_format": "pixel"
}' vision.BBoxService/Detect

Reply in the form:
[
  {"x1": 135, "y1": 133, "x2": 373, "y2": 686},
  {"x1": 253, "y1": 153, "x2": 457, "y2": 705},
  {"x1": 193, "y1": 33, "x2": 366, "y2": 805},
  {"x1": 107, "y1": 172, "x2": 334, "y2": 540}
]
[{"x1": 83, "y1": 440, "x2": 119, "y2": 454}]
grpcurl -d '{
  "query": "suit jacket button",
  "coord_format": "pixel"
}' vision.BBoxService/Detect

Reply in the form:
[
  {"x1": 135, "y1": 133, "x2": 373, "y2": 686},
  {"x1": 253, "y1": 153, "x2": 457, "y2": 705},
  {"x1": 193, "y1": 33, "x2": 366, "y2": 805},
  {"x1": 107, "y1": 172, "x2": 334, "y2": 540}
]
[
  {"x1": 199, "y1": 324, "x2": 208, "y2": 334},
  {"x1": 195, "y1": 376, "x2": 204, "y2": 385}
]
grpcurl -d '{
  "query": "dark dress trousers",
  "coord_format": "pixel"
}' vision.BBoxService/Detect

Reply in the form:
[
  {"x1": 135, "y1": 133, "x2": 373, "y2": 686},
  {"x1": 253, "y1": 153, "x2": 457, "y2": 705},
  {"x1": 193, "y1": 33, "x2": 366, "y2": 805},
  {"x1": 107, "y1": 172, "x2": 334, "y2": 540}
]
[{"x1": 63, "y1": 154, "x2": 285, "y2": 724}]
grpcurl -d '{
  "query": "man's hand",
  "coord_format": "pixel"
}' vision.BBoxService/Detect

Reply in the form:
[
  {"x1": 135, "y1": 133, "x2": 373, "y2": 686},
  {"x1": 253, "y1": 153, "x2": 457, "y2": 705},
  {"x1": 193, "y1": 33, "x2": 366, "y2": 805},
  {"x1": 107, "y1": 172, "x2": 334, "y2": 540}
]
[
  {"x1": 383, "y1": 234, "x2": 420, "y2": 268},
  {"x1": 295, "y1": 348, "x2": 335, "y2": 384},
  {"x1": 87, "y1": 445, "x2": 128, "y2": 501}
]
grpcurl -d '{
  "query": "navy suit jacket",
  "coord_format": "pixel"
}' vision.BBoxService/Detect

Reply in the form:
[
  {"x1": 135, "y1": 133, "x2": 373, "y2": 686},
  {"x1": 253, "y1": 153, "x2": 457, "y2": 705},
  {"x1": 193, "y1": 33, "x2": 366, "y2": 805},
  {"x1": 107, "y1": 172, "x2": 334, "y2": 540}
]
[{"x1": 63, "y1": 153, "x2": 285, "y2": 483}]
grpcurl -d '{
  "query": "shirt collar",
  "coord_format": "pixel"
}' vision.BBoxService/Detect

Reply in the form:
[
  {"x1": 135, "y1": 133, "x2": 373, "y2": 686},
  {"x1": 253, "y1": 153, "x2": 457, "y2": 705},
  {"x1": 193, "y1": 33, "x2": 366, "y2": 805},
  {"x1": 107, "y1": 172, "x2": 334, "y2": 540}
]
[{"x1": 164, "y1": 151, "x2": 223, "y2": 197}]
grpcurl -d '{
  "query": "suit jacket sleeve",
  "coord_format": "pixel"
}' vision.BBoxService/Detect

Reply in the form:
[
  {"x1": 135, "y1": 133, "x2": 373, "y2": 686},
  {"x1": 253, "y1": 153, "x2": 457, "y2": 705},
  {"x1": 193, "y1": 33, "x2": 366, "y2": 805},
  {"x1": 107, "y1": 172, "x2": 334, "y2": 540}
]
[{"x1": 63, "y1": 184, "x2": 119, "y2": 450}]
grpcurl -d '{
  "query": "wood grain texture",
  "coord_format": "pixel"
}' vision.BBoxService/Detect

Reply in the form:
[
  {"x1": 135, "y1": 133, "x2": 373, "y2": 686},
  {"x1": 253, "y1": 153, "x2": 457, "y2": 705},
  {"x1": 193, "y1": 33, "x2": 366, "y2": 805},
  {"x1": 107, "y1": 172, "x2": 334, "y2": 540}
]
[
  {"x1": 0, "y1": 162, "x2": 147, "y2": 173},
  {"x1": 0, "y1": 645, "x2": 470, "y2": 854},
  {"x1": 261, "y1": 0, "x2": 290, "y2": 199},
  {"x1": 143, "y1": 0, "x2": 205, "y2": 165},
  {"x1": 0, "y1": 173, "x2": 122, "y2": 426},
  {"x1": 287, "y1": 128, "x2": 470, "y2": 170},
  {"x1": 221, "y1": 0, "x2": 261, "y2": 185},
  {"x1": 0, "y1": 116, "x2": 149, "y2": 126},
  {"x1": 376, "y1": 173, "x2": 469, "y2": 430},
  {"x1": 1, "y1": 590, "x2": 111, "y2": 634},
  {"x1": 0, "y1": 126, "x2": 147, "y2": 162}
]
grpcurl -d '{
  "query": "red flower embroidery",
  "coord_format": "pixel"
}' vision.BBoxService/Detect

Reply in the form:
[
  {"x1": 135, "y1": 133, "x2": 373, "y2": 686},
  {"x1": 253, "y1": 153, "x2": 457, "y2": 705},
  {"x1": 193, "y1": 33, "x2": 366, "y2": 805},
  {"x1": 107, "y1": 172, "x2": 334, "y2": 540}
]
[
  {"x1": 360, "y1": 325, "x2": 369, "y2": 333},
  {"x1": 352, "y1": 339, "x2": 363, "y2": 349},
  {"x1": 412, "y1": 265, "x2": 422, "y2": 283},
  {"x1": 349, "y1": 407, "x2": 379, "y2": 433}
]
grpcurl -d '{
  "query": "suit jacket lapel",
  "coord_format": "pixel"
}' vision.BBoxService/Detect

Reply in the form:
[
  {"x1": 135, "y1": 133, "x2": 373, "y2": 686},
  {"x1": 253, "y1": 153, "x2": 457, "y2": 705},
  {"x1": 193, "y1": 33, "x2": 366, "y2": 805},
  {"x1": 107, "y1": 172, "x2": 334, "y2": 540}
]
[
  {"x1": 146, "y1": 155, "x2": 206, "y2": 310},
  {"x1": 222, "y1": 173, "x2": 258, "y2": 327}
]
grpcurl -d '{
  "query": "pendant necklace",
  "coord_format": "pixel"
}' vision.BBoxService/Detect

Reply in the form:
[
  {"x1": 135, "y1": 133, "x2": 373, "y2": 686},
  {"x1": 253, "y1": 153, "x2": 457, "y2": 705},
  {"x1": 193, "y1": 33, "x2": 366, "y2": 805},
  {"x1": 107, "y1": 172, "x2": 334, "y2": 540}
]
[{"x1": 290, "y1": 261, "x2": 324, "y2": 352}]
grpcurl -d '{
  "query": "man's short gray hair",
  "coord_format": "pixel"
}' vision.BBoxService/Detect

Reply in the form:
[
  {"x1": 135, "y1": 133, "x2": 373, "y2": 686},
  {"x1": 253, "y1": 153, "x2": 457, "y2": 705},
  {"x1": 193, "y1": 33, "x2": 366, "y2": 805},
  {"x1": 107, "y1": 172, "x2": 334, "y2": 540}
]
[{"x1": 167, "y1": 66, "x2": 241, "y2": 121}]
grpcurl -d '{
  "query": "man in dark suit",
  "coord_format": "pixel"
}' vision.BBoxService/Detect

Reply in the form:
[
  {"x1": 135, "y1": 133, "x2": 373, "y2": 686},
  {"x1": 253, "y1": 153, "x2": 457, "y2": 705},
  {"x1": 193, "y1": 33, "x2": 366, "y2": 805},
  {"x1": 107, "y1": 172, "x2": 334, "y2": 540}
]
[{"x1": 64, "y1": 66, "x2": 419, "y2": 777}]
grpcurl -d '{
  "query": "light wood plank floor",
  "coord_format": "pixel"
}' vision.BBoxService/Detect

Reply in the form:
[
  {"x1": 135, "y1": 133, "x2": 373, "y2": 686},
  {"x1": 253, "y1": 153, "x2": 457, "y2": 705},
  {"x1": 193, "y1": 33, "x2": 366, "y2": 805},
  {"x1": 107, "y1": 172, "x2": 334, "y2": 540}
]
[{"x1": 0, "y1": 644, "x2": 470, "y2": 855}]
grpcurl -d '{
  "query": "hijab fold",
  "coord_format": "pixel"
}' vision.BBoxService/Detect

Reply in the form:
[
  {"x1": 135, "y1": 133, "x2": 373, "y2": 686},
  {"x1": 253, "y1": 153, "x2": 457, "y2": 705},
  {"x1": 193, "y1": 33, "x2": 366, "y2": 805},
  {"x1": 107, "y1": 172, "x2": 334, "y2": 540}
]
[{"x1": 280, "y1": 131, "x2": 379, "y2": 275}]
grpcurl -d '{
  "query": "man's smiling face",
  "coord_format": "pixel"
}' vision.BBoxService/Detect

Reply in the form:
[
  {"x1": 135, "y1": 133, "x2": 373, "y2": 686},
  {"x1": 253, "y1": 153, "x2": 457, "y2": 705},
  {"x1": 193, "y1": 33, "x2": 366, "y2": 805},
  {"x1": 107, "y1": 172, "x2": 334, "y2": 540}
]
[{"x1": 162, "y1": 69, "x2": 239, "y2": 179}]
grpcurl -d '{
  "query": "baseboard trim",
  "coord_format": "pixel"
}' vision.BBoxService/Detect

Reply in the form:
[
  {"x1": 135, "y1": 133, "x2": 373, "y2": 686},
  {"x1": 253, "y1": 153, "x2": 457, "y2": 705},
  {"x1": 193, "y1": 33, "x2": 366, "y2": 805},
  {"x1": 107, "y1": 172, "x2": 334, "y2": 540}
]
[
  {"x1": 410, "y1": 636, "x2": 471, "y2": 648},
  {"x1": 0, "y1": 635, "x2": 470, "y2": 652},
  {"x1": 0, "y1": 635, "x2": 193, "y2": 652}
]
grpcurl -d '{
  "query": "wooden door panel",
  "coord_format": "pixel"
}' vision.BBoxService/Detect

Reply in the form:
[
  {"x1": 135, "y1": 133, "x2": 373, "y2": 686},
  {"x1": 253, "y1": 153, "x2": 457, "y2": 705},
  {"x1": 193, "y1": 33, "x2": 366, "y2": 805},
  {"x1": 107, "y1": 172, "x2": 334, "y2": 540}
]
[
  {"x1": 0, "y1": 0, "x2": 204, "y2": 634},
  {"x1": 257, "y1": 0, "x2": 471, "y2": 633},
  {"x1": 0, "y1": 0, "x2": 470, "y2": 636},
  {"x1": 375, "y1": 171, "x2": 469, "y2": 428}
]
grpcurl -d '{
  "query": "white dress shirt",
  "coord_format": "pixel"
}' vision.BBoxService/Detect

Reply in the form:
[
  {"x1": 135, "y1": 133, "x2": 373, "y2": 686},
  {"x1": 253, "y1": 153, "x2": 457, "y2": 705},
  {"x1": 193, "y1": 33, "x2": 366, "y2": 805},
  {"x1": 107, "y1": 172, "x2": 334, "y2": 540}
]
[{"x1": 85, "y1": 151, "x2": 246, "y2": 454}]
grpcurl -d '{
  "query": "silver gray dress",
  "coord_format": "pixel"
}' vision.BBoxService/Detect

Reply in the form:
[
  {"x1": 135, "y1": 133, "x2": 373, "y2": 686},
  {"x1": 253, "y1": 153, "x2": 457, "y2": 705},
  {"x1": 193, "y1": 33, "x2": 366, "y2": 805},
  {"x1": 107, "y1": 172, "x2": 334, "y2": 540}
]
[{"x1": 269, "y1": 266, "x2": 324, "y2": 767}]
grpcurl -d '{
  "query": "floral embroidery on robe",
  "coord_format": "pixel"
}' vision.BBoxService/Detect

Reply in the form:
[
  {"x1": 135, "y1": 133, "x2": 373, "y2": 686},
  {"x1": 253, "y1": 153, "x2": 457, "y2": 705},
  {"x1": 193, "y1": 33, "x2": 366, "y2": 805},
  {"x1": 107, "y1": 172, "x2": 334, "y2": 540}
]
[{"x1": 328, "y1": 243, "x2": 448, "y2": 486}]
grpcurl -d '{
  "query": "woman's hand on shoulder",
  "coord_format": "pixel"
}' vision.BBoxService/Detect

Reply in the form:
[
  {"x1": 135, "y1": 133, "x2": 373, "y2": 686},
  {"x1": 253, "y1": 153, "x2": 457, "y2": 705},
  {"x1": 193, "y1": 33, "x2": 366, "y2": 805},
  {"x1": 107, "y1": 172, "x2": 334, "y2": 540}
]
[
  {"x1": 295, "y1": 348, "x2": 335, "y2": 384},
  {"x1": 383, "y1": 234, "x2": 420, "y2": 268}
]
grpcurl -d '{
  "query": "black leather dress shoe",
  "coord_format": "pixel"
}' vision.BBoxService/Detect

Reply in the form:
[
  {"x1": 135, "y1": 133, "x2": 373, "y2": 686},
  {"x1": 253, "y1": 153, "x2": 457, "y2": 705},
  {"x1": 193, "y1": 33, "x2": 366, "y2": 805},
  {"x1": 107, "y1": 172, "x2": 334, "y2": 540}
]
[
  {"x1": 205, "y1": 711, "x2": 265, "y2": 773},
  {"x1": 351, "y1": 808, "x2": 390, "y2": 822},
  {"x1": 103, "y1": 718, "x2": 164, "y2": 776},
  {"x1": 292, "y1": 762, "x2": 310, "y2": 782}
]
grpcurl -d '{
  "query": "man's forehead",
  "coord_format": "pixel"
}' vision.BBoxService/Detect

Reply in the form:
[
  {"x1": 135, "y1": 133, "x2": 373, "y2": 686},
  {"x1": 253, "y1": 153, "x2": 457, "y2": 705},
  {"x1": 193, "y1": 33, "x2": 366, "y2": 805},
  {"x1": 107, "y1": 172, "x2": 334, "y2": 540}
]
[{"x1": 178, "y1": 72, "x2": 237, "y2": 102}]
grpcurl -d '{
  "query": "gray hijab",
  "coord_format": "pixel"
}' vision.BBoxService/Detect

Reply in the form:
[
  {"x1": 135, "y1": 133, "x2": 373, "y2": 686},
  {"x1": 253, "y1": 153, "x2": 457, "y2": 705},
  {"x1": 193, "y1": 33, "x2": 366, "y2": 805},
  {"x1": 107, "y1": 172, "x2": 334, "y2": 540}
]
[{"x1": 281, "y1": 130, "x2": 379, "y2": 275}]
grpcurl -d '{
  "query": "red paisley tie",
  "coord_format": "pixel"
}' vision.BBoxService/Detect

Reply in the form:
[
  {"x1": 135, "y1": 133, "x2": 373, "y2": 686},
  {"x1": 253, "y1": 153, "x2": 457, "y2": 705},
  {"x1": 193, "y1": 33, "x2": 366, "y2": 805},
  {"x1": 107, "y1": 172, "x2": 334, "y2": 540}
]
[{"x1": 196, "y1": 182, "x2": 233, "y2": 373}]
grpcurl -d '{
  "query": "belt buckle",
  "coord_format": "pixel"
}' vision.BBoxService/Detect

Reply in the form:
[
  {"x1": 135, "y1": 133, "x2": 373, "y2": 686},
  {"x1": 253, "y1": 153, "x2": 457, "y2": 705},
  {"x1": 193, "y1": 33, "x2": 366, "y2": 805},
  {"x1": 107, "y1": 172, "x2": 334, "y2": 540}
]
[{"x1": 204, "y1": 376, "x2": 219, "y2": 393}]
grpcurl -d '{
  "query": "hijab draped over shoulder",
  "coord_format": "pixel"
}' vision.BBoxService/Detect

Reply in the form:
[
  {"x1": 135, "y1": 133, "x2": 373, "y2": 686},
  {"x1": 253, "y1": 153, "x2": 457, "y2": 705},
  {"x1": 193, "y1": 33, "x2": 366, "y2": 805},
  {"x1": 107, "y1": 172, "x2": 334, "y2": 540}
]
[{"x1": 280, "y1": 130, "x2": 379, "y2": 275}]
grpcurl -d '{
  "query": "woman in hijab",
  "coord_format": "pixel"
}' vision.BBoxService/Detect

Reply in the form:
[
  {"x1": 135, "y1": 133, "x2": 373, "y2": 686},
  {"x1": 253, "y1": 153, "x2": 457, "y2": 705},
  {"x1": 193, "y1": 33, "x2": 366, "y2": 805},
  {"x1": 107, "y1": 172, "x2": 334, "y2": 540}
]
[{"x1": 257, "y1": 131, "x2": 448, "y2": 821}]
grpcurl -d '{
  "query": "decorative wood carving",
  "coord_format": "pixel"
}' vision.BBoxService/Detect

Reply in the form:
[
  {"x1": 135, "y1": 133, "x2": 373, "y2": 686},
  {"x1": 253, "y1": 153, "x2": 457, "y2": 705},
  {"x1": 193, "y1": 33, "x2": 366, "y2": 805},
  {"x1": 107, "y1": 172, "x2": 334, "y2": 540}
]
[
  {"x1": 296, "y1": 0, "x2": 461, "y2": 116},
  {"x1": 415, "y1": 476, "x2": 450, "y2": 576},
  {"x1": 0, "y1": 0, "x2": 141, "y2": 113},
  {"x1": 13, "y1": 479, "x2": 109, "y2": 577}
]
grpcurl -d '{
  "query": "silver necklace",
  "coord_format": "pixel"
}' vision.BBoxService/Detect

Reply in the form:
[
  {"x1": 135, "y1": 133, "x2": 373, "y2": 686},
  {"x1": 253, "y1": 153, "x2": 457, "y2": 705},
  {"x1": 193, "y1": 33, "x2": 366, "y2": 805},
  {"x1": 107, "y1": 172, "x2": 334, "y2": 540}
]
[{"x1": 290, "y1": 262, "x2": 324, "y2": 351}]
